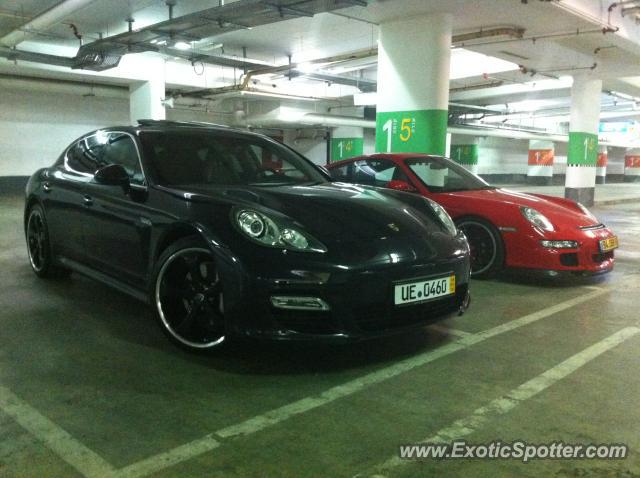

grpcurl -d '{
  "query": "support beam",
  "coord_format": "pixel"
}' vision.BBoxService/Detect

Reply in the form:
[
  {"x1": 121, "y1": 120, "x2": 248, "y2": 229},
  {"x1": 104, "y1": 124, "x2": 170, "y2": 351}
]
[
  {"x1": 129, "y1": 60, "x2": 166, "y2": 124},
  {"x1": 450, "y1": 136, "x2": 479, "y2": 174},
  {"x1": 527, "y1": 139, "x2": 554, "y2": 185},
  {"x1": 564, "y1": 75, "x2": 602, "y2": 206},
  {"x1": 375, "y1": 13, "x2": 452, "y2": 155},
  {"x1": 596, "y1": 145, "x2": 608, "y2": 184},
  {"x1": 331, "y1": 125, "x2": 364, "y2": 162}
]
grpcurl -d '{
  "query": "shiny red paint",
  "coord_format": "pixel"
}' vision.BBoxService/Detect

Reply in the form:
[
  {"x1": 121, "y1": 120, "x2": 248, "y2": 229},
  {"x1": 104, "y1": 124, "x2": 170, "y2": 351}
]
[{"x1": 329, "y1": 153, "x2": 617, "y2": 274}]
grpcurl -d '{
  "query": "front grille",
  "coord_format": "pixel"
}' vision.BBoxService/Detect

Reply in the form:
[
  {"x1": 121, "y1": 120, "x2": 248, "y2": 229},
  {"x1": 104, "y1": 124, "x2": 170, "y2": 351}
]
[
  {"x1": 273, "y1": 310, "x2": 337, "y2": 335},
  {"x1": 560, "y1": 253, "x2": 579, "y2": 267},
  {"x1": 353, "y1": 286, "x2": 466, "y2": 332}
]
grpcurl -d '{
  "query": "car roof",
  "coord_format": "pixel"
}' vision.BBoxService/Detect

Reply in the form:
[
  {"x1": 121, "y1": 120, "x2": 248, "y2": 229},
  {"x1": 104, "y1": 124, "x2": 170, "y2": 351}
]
[
  {"x1": 80, "y1": 120, "x2": 271, "y2": 141},
  {"x1": 328, "y1": 153, "x2": 443, "y2": 168}
]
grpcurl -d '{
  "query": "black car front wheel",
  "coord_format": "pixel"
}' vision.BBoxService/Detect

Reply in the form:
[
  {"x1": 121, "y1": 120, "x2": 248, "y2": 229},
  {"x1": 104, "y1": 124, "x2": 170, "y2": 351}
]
[
  {"x1": 153, "y1": 238, "x2": 226, "y2": 351},
  {"x1": 456, "y1": 217, "x2": 504, "y2": 279},
  {"x1": 26, "y1": 204, "x2": 70, "y2": 279}
]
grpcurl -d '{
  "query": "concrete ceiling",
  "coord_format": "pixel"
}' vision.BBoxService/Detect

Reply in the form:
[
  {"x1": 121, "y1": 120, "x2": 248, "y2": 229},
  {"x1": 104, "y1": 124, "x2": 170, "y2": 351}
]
[{"x1": 3, "y1": 0, "x2": 640, "y2": 133}]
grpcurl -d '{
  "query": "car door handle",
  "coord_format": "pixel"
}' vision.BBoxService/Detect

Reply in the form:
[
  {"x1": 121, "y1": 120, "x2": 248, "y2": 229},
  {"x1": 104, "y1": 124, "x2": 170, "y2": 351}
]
[
  {"x1": 43, "y1": 182, "x2": 52, "y2": 193},
  {"x1": 83, "y1": 195, "x2": 94, "y2": 207}
]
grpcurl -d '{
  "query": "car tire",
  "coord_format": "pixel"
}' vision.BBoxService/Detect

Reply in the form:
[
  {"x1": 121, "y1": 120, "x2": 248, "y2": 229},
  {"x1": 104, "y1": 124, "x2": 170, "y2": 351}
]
[
  {"x1": 25, "y1": 204, "x2": 71, "y2": 279},
  {"x1": 456, "y1": 217, "x2": 504, "y2": 279},
  {"x1": 151, "y1": 237, "x2": 227, "y2": 352}
]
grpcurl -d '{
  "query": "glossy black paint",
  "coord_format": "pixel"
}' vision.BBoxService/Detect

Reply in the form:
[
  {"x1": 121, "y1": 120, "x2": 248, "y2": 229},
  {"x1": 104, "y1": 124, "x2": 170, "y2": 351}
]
[{"x1": 25, "y1": 122, "x2": 471, "y2": 342}]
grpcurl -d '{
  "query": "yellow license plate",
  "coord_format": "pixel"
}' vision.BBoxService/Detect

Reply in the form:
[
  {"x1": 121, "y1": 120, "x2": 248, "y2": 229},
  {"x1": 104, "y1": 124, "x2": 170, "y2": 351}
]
[
  {"x1": 599, "y1": 236, "x2": 619, "y2": 252},
  {"x1": 394, "y1": 275, "x2": 455, "y2": 306}
]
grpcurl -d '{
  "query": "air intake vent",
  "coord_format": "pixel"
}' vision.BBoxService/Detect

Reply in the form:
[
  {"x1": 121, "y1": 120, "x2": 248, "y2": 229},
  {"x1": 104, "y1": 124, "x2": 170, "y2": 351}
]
[{"x1": 72, "y1": 47, "x2": 122, "y2": 71}]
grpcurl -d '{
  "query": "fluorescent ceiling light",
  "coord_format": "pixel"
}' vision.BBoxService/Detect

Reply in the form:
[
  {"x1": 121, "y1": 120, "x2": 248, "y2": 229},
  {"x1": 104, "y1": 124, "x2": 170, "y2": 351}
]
[
  {"x1": 173, "y1": 41, "x2": 191, "y2": 51},
  {"x1": 296, "y1": 62, "x2": 321, "y2": 74}
]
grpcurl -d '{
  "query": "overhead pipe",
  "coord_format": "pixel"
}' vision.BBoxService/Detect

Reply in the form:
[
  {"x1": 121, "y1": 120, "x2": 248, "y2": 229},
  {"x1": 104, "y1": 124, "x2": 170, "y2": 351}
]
[
  {"x1": 0, "y1": 45, "x2": 74, "y2": 67},
  {"x1": 0, "y1": 0, "x2": 97, "y2": 47},
  {"x1": 0, "y1": 74, "x2": 129, "y2": 98},
  {"x1": 181, "y1": 27, "x2": 526, "y2": 99},
  {"x1": 299, "y1": 113, "x2": 374, "y2": 128},
  {"x1": 621, "y1": 5, "x2": 640, "y2": 15}
]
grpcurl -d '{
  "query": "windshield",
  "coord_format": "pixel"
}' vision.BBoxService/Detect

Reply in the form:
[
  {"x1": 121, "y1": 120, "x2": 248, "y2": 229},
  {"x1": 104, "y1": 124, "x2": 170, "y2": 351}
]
[
  {"x1": 406, "y1": 156, "x2": 493, "y2": 192},
  {"x1": 140, "y1": 131, "x2": 327, "y2": 187}
]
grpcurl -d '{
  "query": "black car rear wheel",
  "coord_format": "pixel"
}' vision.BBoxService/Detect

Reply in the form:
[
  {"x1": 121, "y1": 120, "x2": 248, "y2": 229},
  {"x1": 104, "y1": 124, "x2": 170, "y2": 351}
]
[
  {"x1": 153, "y1": 238, "x2": 226, "y2": 351},
  {"x1": 456, "y1": 217, "x2": 504, "y2": 279},
  {"x1": 26, "y1": 204, "x2": 70, "y2": 279}
]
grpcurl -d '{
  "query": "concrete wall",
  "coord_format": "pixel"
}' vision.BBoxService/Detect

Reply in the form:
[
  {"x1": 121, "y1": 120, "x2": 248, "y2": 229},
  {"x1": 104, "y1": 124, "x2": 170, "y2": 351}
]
[
  {"x1": 0, "y1": 86, "x2": 237, "y2": 192},
  {"x1": 282, "y1": 129, "x2": 328, "y2": 165},
  {"x1": 471, "y1": 136, "x2": 626, "y2": 183},
  {"x1": 0, "y1": 88, "x2": 129, "y2": 178},
  {"x1": 0, "y1": 85, "x2": 630, "y2": 189}
]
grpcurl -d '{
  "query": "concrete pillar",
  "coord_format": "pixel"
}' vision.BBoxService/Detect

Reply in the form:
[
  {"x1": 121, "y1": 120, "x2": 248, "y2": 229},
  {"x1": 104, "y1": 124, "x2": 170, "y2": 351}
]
[
  {"x1": 527, "y1": 139, "x2": 554, "y2": 185},
  {"x1": 331, "y1": 125, "x2": 364, "y2": 162},
  {"x1": 129, "y1": 60, "x2": 166, "y2": 124},
  {"x1": 450, "y1": 136, "x2": 479, "y2": 174},
  {"x1": 624, "y1": 148, "x2": 640, "y2": 182},
  {"x1": 596, "y1": 145, "x2": 607, "y2": 184},
  {"x1": 375, "y1": 13, "x2": 452, "y2": 155},
  {"x1": 564, "y1": 75, "x2": 602, "y2": 206}
]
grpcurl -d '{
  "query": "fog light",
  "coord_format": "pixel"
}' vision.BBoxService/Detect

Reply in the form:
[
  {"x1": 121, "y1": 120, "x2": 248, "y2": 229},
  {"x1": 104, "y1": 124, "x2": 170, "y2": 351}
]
[
  {"x1": 541, "y1": 240, "x2": 578, "y2": 249},
  {"x1": 270, "y1": 296, "x2": 330, "y2": 311}
]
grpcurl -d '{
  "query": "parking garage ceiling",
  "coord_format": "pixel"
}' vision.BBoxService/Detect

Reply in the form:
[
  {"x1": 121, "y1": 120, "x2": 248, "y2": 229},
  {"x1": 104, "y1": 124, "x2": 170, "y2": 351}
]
[{"x1": 3, "y1": 0, "x2": 640, "y2": 135}]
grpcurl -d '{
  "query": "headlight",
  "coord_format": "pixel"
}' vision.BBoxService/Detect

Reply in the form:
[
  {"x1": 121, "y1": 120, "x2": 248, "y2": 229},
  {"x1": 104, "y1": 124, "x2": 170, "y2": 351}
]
[
  {"x1": 425, "y1": 199, "x2": 457, "y2": 236},
  {"x1": 577, "y1": 202, "x2": 598, "y2": 222},
  {"x1": 521, "y1": 207, "x2": 554, "y2": 232},
  {"x1": 233, "y1": 208, "x2": 327, "y2": 253}
]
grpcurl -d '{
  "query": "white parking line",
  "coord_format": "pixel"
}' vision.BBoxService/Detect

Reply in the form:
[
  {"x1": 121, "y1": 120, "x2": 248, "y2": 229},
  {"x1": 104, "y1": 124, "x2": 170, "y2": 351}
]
[
  {"x1": 364, "y1": 326, "x2": 640, "y2": 476},
  {"x1": 114, "y1": 287, "x2": 609, "y2": 477},
  {"x1": 0, "y1": 386, "x2": 117, "y2": 478},
  {"x1": 116, "y1": 436, "x2": 221, "y2": 478}
]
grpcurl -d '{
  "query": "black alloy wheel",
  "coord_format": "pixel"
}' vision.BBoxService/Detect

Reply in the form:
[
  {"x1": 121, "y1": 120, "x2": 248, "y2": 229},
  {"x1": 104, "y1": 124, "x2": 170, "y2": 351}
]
[
  {"x1": 26, "y1": 205, "x2": 69, "y2": 278},
  {"x1": 154, "y1": 239, "x2": 226, "y2": 351},
  {"x1": 456, "y1": 218, "x2": 504, "y2": 279}
]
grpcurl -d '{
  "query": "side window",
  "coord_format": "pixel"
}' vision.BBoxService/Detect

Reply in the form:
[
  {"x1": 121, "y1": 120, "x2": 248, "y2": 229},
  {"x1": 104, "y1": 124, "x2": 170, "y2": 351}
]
[
  {"x1": 66, "y1": 135, "x2": 104, "y2": 175},
  {"x1": 329, "y1": 163, "x2": 352, "y2": 182},
  {"x1": 352, "y1": 159, "x2": 409, "y2": 187},
  {"x1": 102, "y1": 133, "x2": 144, "y2": 185}
]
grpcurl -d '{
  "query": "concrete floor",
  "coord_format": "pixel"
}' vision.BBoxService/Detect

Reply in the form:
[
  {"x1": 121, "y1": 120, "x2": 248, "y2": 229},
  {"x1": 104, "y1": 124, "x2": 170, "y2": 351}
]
[{"x1": 1, "y1": 194, "x2": 639, "y2": 478}]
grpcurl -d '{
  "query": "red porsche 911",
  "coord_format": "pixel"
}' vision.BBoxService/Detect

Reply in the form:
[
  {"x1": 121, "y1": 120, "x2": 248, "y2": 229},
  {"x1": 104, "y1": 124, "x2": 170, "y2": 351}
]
[{"x1": 328, "y1": 154, "x2": 618, "y2": 278}]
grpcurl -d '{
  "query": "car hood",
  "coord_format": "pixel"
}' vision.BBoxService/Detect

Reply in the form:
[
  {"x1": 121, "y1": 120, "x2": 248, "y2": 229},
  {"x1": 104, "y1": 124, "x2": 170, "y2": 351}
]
[
  {"x1": 440, "y1": 188, "x2": 599, "y2": 229},
  {"x1": 166, "y1": 182, "x2": 450, "y2": 241}
]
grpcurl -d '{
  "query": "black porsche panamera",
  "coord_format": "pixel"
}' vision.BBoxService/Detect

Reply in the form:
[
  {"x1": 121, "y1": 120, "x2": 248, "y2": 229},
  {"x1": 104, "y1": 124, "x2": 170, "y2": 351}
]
[{"x1": 24, "y1": 120, "x2": 471, "y2": 351}]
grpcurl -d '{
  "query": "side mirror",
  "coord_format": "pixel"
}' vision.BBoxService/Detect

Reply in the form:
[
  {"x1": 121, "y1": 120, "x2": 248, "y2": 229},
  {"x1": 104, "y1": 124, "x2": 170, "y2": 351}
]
[
  {"x1": 387, "y1": 179, "x2": 417, "y2": 193},
  {"x1": 94, "y1": 164, "x2": 130, "y2": 189}
]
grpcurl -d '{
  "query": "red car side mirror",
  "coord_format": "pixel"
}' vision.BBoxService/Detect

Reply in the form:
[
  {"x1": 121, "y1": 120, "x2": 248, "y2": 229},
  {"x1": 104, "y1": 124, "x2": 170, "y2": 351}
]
[{"x1": 387, "y1": 179, "x2": 417, "y2": 193}]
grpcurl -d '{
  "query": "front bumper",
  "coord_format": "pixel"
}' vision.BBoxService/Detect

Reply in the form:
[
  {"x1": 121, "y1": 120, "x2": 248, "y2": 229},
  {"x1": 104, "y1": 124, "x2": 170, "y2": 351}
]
[
  {"x1": 502, "y1": 224, "x2": 616, "y2": 274},
  {"x1": 223, "y1": 253, "x2": 471, "y2": 342}
]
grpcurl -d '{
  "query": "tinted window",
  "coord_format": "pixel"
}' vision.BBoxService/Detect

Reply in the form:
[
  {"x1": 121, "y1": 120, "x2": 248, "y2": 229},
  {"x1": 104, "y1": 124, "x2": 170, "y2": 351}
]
[
  {"x1": 66, "y1": 135, "x2": 105, "y2": 174},
  {"x1": 102, "y1": 133, "x2": 144, "y2": 185},
  {"x1": 329, "y1": 163, "x2": 351, "y2": 182},
  {"x1": 406, "y1": 156, "x2": 492, "y2": 192},
  {"x1": 140, "y1": 131, "x2": 326, "y2": 187},
  {"x1": 352, "y1": 158, "x2": 409, "y2": 187}
]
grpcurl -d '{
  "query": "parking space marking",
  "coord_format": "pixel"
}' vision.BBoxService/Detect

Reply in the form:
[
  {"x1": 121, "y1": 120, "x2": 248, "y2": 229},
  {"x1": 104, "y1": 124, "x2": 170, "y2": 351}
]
[
  {"x1": 0, "y1": 385, "x2": 117, "y2": 478},
  {"x1": 116, "y1": 436, "x2": 221, "y2": 478},
  {"x1": 364, "y1": 326, "x2": 640, "y2": 476},
  {"x1": 114, "y1": 287, "x2": 609, "y2": 477}
]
